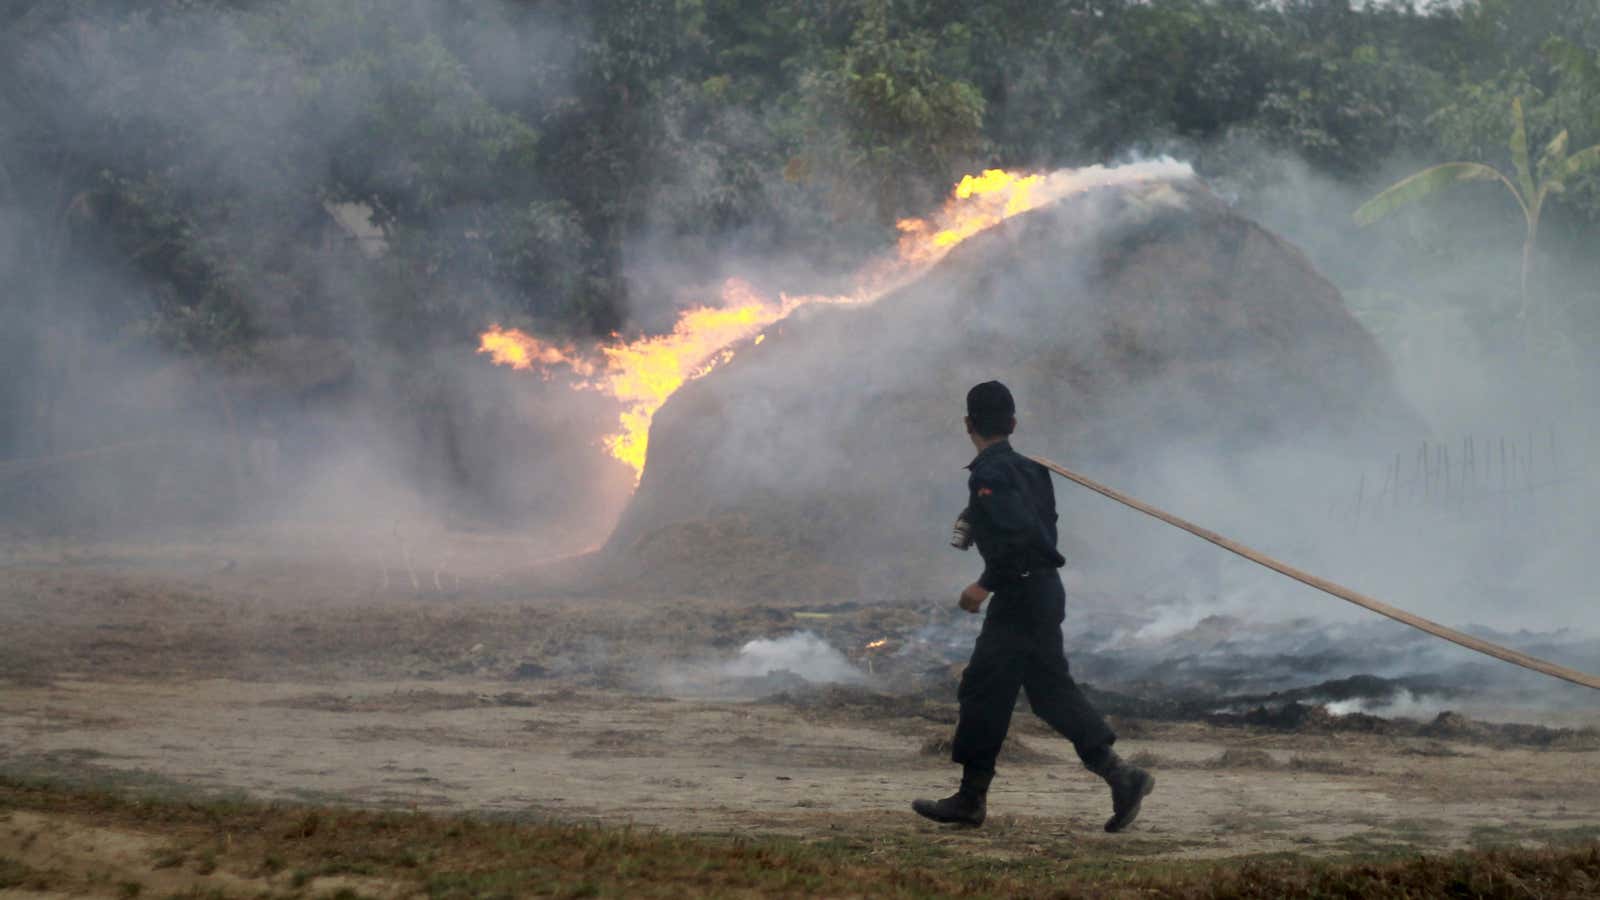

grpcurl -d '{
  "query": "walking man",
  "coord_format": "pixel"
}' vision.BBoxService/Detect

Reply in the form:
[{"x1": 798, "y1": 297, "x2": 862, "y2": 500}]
[{"x1": 913, "y1": 381, "x2": 1154, "y2": 831}]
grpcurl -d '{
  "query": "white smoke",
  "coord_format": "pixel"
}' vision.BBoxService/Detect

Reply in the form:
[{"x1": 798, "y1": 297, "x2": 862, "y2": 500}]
[
  {"x1": 1325, "y1": 689, "x2": 1455, "y2": 720},
  {"x1": 647, "y1": 631, "x2": 866, "y2": 697},
  {"x1": 1022, "y1": 158, "x2": 1196, "y2": 207},
  {"x1": 721, "y1": 632, "x2": 865, "y2": 684}
]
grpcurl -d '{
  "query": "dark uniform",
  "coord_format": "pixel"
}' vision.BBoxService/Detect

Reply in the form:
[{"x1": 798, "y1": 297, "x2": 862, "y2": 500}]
[
  {"x1": 951, "y1": 439, "x2": 1116, "y2": 773},
  {"x1": 913, "y1": 380, "x2": 1152, "y2": 832}
]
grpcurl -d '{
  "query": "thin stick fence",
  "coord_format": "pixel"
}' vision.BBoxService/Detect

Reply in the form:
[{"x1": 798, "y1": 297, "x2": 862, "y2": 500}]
[{"x1": 1338, "y1": 429, "x2": 1578, "y2": 522}]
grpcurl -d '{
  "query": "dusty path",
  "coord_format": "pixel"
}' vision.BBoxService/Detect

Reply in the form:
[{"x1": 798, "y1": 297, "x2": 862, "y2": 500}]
[
  {"x1": 4, "y1": 676, "x2": 1598, "y2": 864},
  {"x1": 4, "y1": 541, "x2": 1599, "y2": 882}
]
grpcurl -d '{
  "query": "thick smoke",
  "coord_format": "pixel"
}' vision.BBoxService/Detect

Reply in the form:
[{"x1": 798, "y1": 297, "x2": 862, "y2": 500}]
[
  {"x1": 0, "y1": 4, "x2": 631, "y2": 555},
  {"x1": 3, "y1": 2, "x2": 1596, "y2": 720},
  {"x1": 1036, "y1": 155, "x2": 1600, "y2": 708},
  {"x1": 608, "y1": 156, "x2": 1600, "y2": 713}
]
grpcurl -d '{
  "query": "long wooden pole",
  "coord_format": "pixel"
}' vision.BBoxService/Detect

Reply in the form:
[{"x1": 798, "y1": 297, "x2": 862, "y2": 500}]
[{"x1": 1029, "y1": 455, "x2": 1600, "y2": 691}]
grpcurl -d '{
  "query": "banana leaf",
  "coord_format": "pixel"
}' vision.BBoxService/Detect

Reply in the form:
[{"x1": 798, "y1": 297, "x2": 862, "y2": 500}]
[
  {"x1": 1539, "y1": 130, "x2": 1569, "y2": 183},
  {"x1": 1553, "y1": 144, "x2": 1600, "y2": 185},
  {"x1": 1511, "y1": 98, "x2": 1537, "y2": 207},
  {"x1": 1353, "y1": 163, "x2": 1505, "y2": 226}
]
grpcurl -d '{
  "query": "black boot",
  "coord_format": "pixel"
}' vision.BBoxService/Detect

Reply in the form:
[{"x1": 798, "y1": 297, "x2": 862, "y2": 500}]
[
  {"x1": 1088, "y1": 751, "x2": 1154, "y2": 833},
  {"x1": 911, "y1": 765, "x2": 992, "y2": 826}
]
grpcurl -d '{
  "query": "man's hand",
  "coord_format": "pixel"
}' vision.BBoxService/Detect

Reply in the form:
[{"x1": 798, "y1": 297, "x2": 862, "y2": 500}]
[{"x1": 958, "y1": 582, "x2": 990, "y2": 614}]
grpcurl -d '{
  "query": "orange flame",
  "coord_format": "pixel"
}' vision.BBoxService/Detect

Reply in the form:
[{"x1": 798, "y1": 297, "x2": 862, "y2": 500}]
[
  {"x1": 588, "y1": 287, "x2": 845, "y2": 473},
  {"x1": 894, "y1": 169, "x2": 1044, "y2": 267},
  {"x1": 477, "y1": 326, "x2": 596, "y2": 378},
  {"x1": 479, "y1": 282, "x2": 865, "y2": 478},
  {"x1": 478, "y1": 162, "x2": 1190, "y2": 483}
]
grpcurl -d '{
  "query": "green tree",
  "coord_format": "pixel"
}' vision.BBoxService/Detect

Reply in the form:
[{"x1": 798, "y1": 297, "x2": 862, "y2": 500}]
[
  {"x1": 801, "y1": 2, "x2": 986, "y2": 222},
  {"x1": 1355, "y1": 97, "x2": 1600, "y2": 323}
]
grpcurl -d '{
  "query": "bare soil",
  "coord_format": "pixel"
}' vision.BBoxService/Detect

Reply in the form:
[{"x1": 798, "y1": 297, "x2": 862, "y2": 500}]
[{"x1": 3, "y1": 534, "x2": 1599, "y2": 896}]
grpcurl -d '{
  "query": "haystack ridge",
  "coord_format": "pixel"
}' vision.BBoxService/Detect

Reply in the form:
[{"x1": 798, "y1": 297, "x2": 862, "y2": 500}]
[{"x1": 609, "y1": 176, "x2": 1420, "y2": 593}]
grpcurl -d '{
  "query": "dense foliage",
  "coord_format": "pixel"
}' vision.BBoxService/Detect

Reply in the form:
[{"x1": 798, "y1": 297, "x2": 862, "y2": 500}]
[{"x1": 2, "y1": 0, "x2": 1598, "y2": 462}]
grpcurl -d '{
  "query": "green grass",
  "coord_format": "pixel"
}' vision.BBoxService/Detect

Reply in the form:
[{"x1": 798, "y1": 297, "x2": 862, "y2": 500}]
[
  {"x1": 3, "y1": 775, "x2": 1600, "y2": 898},
  {"x1": 1470, "y1": 822, "x2": 1600, "y2": 850}
]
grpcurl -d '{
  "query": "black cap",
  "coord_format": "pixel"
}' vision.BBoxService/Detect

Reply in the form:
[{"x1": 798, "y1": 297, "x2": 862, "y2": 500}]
[{"x1": 966, "y1": 381, "x2": 1015, "y2": 435}]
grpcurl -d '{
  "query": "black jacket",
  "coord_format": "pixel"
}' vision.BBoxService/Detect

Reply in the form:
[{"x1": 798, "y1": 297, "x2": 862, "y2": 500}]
[{"x1": 964, "y1": 440, "x2": 1066, "y2": 591}]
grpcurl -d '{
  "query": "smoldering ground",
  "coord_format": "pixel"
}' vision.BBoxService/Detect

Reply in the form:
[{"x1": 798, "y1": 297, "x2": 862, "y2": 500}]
[
  {"x1": 2, "y1": 0, "x2": 1597, "y2": 727},
  {"x1": 598, "y1": 160, "x2": 1600, "y2": 716},
  {"x1": 6, "y1": 14, "x2": 1600, "y2": 896}
]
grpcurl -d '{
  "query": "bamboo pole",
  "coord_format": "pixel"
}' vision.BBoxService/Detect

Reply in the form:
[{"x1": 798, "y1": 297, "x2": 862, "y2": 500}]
[{"x1": 1029, "y1": 454, "x2": 1600, "y2": 691}]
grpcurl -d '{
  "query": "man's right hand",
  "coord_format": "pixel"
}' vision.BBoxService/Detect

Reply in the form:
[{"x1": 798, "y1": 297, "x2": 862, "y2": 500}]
[{"x1": 958, "y1": 582, "x2": 989, "y2": 614}]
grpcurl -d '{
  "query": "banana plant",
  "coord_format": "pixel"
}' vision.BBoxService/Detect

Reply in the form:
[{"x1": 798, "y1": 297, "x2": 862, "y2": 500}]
[{"x1": 1355, "y1": 98, "x2": 1600, "y2": 321}]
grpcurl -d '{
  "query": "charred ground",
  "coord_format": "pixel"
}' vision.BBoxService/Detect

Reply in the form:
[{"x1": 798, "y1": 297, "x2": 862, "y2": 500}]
[{"x1": 3, "y1": 534, "x2": 1599, "y2": 899}]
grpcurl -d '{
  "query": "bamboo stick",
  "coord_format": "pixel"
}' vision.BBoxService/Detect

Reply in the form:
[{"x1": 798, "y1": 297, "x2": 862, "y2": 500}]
[{"x1": 1030, "y1": 454, "x2": 1600, "y2": 691}]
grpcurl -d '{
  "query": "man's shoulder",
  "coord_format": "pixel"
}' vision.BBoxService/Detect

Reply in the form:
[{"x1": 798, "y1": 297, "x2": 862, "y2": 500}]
[
  {"x1": 1016, "y1": 452, "x2": 1050, "y2": 478},
  {"x1": 970, "y1": 446, "x2": 1026, "y2": 482},
  {"x1": 996, "y1": 448, "x2": 1055, "y2": 492}
]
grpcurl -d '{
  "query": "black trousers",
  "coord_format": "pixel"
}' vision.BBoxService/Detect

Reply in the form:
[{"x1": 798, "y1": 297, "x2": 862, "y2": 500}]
[{"x1": 950, "y1": 569, "x2": 1115, "y2": 773}]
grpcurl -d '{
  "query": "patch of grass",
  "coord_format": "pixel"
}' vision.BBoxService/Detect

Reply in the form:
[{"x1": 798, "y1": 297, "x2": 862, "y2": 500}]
[
  {"x1": 0, "y1": 755, "x2": 214, "y2": 802},
  {"x1": 1286, "y1": 754, "x2": 1369, "y2": 776},
  {"x1": 1331, "y1": 828, "x2": 1430, "y2": 857},
  {"x1": 1125, "y1": 750, "x2": 1165, "y2": 768},
  {"x1": 1135, "y1": 749, "x2": 1369, "y2": 776},
  {"x1": 1208, "y1": 748, "x2": 1276, "y2": 769},
  {"x1": 1468, "y1": 823, "x2": 1522, "y2": 847},
  {"x1": 1470, "y1": 823, "x2": 1600, "y2": 851},
  {"x1": 1545, "y1": 825, "x2": 1600, "y2": 843},
  {"x1": 1210, "y1": 811, "x2": 1291, "y2": 835},
  {"x1": 151, "y1": 850, "x2": 185, "y2": 870},
  {"x1": 1384, "y1": 818, "x2": 1449, "y2": 843},
  {"x1": 1400, "y1": 740, "x2": 1472, "y2": 758},
  {"x1": 2, "y1": 774, "x2": 1600, "y2": 898}
]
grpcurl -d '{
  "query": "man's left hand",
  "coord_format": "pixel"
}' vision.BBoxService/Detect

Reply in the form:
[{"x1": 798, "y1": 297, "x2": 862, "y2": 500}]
[{"x1": 958, "y1": 582, "x2": 989, "y2": 614}]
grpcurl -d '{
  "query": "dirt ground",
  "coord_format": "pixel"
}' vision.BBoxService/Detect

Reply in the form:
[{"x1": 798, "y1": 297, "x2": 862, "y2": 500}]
[{"x1": 3, "y1": 533, "x2": 1599, "y2": 893}]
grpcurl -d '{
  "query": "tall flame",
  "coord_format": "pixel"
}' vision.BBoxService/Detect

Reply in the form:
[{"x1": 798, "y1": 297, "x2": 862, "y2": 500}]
[
  {"x1": 478, "y1": 161, "x2": 1192, "y2": 483},
  {"x1": 478, "y1": 327, "x2": 595, "y2": 378},
  {"x1": 479, "y1": 282, "x2": 863, "y2": 477},
  {"x1": 894, "y1": 169, "x2": 1043, "y2": 267}
]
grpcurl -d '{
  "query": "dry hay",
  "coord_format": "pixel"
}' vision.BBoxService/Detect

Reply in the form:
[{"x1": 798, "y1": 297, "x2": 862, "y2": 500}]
[
  {"x1": 607, "y1": 176, "x2": 1421, "y2": 596},
  {"x1": 1127, "y1": 747, "x2": 1370, "y2": 775}
]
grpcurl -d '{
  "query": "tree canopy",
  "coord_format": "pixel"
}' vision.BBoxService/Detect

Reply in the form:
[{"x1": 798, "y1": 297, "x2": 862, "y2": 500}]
[{"x1": 3, "y1": 0, "x2": 1599, "y2": 461}]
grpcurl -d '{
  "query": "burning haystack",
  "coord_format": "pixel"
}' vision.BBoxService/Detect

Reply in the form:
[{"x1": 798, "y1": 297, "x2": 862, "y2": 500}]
[{"x1": 605, "y1": 175, "x2": 1419, "y2": 593}]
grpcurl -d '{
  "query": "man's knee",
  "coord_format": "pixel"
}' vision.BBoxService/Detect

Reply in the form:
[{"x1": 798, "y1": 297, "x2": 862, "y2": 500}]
[
  {"x1": 1021, "y1": 652, "x2": 1078, "y2": 701},
  {"x1": 958, "y1": 665, "x2": 1022, "y2": 708},
  {"x1": 960, "y1": 630, "x2": 1025, "y2": 692},
  {"x1": 1024, "y1": 660, "x2": 1116, "y2": 747}
]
